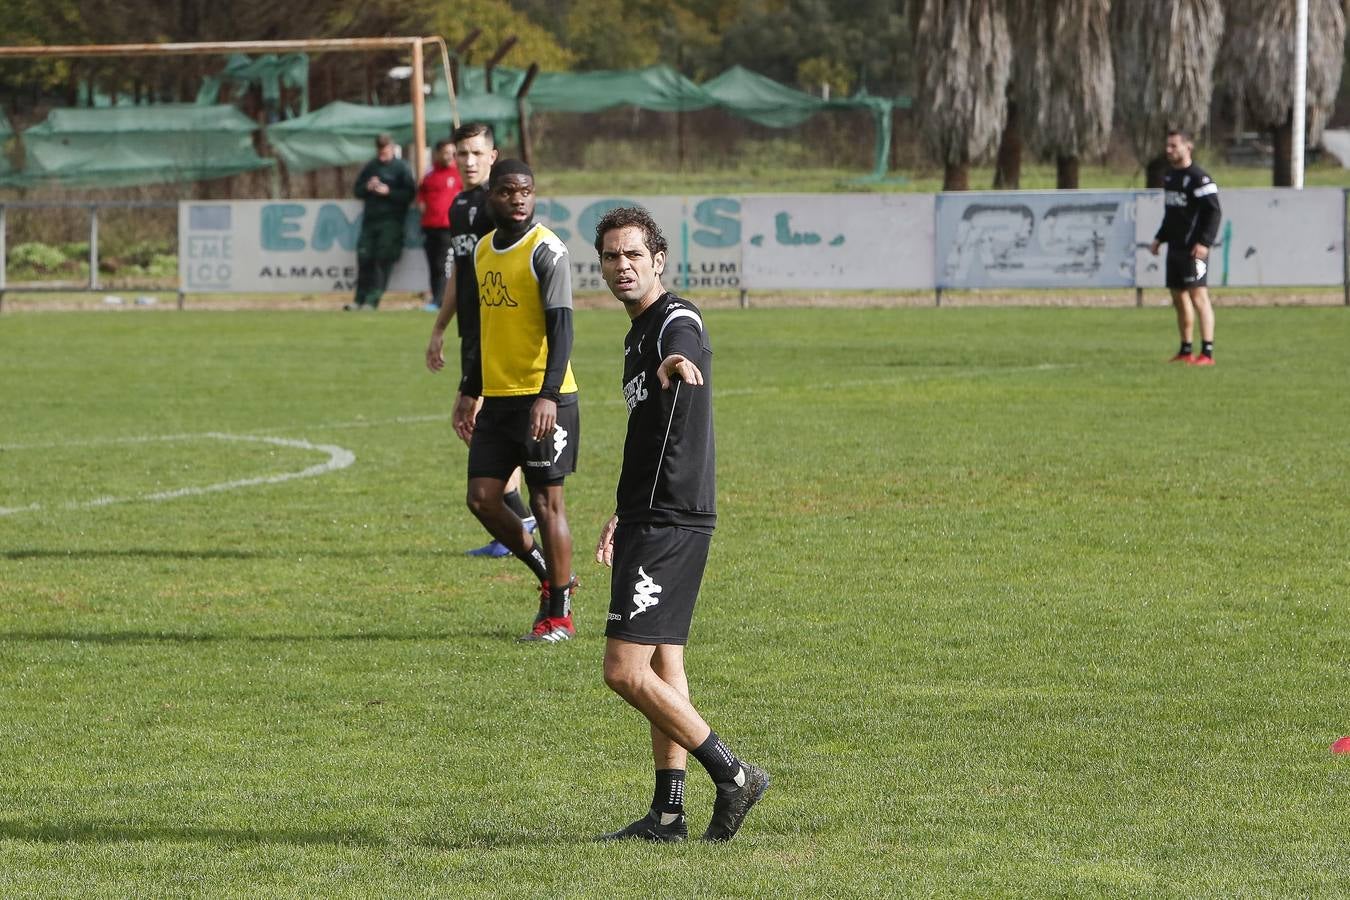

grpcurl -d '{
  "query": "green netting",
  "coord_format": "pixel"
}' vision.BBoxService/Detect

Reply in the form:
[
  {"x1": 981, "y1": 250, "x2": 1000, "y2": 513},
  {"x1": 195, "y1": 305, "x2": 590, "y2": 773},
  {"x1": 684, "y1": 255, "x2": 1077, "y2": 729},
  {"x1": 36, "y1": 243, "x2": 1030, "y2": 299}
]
[
  {"x1": 0, "y1": 110, "x2": 13, "y2": 176},
  {"x1": 0, "y1": 62, "x2": 909, "y2": 185},
  {"x1": 702, "y1": 65, "x2": 825, "y2": 128},
  {"x1": 197, "y1": 53, "x2": 310, "y2": 116},
  {"x1": 7, "y1": 104, "x2": 272, "y2": 188},
  {"x1": 265, "y1": 94, "x2": 519, "y2": 173},
  {"x1": 456, "y1": 63, "x2": 713, "y2": 112}
]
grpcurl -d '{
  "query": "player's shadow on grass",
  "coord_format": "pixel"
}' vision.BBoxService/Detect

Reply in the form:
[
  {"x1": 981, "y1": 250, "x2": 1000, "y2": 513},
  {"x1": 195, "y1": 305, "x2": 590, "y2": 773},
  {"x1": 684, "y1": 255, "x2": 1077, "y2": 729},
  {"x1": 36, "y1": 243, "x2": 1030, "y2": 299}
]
[{"x1": 0, "y1": 820, "x2": 547, "y2": 850}]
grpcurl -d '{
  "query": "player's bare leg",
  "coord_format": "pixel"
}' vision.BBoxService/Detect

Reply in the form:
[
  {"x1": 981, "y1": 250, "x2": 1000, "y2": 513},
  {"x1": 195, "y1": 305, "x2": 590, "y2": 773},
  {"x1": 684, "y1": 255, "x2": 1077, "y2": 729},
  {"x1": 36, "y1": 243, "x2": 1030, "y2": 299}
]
[
  {"x1": 465, "y1": 476, "x2": 552, "y2": 615},
  {"x1": 650, "y1": 645, "x2": 691, "y2": 771},
  {"x1": 527, "y1": 484, "x2": 571, "y2": 587},
  {"x1": 598, "y1": 642, "x2": 693, "y2": 842},
  {"x1": 1188, "y1": 286, "x2": 1216, "y2": 365},
  {"x1": 601, "y1": 639, "x2": 769, "y2": 842},
  {"x1": 1171, "y1": 288, "x2": 1194, "y2": 349},
  {"x1": 516, "y1": 483, "x2": 576, "y2": 642},
  {"x1": 465, "y1": 477, "x2": 536, "y2": 554},
  {"x1": 1192, "y1": 286, "x2": 1214, "y2": 343},
  {"x1": 466, "y1": 464, "x2": 535, "y2": 558}
]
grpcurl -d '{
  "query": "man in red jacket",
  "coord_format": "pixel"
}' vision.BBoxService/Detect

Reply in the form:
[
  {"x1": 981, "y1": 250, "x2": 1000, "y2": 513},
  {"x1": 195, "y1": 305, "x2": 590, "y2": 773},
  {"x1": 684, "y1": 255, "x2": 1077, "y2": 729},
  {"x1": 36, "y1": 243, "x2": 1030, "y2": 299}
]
[{"x1": 417, "y1": 139, "x2": 463, "y2": 312}]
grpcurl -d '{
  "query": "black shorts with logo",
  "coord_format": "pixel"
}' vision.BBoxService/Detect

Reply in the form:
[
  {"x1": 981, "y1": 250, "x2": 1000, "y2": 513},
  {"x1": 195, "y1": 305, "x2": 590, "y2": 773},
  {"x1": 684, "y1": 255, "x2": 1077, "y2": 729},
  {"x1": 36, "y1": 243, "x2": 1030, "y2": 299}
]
[
  {"x1": 467, "y1": 396, "x2": 579, "y2": 486},
  {"x1": 606, "y1": 523, "x2": 711, "y2": 646},
  {"x1": 1165, "y1": 249, "x2": 1209, "y2": 289}
]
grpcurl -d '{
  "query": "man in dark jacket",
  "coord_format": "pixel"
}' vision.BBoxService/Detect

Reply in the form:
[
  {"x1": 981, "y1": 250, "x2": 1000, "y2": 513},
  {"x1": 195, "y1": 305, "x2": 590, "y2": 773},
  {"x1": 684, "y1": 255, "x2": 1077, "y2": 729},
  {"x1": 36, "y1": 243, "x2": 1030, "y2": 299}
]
[{"x1": 346, "y1": 133, "x2": 416, "y2": 311}]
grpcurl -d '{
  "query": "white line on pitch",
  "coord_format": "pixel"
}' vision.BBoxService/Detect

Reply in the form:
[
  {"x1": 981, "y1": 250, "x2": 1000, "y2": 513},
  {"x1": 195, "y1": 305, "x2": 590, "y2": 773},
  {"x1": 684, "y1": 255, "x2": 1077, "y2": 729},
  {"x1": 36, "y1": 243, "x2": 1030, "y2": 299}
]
[{"x1": 0, "y1": 433, "x2": 355, "y2": 517}]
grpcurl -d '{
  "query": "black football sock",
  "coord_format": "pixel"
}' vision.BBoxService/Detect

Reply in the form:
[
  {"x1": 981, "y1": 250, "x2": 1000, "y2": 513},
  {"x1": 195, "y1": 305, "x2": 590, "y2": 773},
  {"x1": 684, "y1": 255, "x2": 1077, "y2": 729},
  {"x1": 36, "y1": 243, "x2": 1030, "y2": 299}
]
[
  {"x1": 652, "y1": 769, "x2": 686, "y2": 818},
  {"x1": 692, "y1": 731, "x2": 745, "y2": 792},
  {"x1": 1200, "y1": 340, "x2": 1213, "y2": 358},
  {"x1": 515, "y1": 542, "x2": 548, "y2": 582},
  {"x1": 504, "y1": 489, "x2": 530, "y2": 519},
  {"x1": 1179, "y1": 341, "x2": 1193, "y2": 356},
  {"x1": 547, "y1": 577, "x2": 574, "y2": 618}
]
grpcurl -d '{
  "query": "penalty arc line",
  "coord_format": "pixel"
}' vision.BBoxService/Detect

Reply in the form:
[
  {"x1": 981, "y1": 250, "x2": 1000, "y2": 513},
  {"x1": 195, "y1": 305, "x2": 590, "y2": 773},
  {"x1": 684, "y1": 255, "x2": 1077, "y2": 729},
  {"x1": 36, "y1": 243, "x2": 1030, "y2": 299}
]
[{"x1": 0, "y1": 432, "x2": 355, "y2": 517}]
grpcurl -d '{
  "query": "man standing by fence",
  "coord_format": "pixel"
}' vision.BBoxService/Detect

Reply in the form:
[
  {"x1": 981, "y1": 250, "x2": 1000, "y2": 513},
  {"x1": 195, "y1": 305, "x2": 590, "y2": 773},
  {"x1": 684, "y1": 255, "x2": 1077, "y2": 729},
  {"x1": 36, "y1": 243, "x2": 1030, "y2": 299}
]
[
  {"x1": 346, "y1": 133, "x2": 415, "y2": 311},
  {"x1": 416, "y1": 138, "x2": 462, "y2": 313},
  {"x1": 1150, "y1": 128, "x2": 1222, "y2": 366}
]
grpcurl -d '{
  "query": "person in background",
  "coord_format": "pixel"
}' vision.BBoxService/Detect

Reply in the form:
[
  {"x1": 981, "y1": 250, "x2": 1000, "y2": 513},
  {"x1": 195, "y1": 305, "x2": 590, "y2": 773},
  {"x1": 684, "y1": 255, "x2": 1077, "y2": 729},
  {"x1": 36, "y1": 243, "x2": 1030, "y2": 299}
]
[
  {"x1": 454, "y1": 159, "x2": 580, "y2": 643},
  {"x1": 346, "y1": 133, "x2": 416, "y2": 312},
  {"x1": 417, "y1": 138, "x2": 462, "y2": 313},
  {"x1": 424, "y1": 123, "x2": 535, "y2": 557},
  {"x1": 1150, "y1": 128, "x2": 1222, "y2": 366}
]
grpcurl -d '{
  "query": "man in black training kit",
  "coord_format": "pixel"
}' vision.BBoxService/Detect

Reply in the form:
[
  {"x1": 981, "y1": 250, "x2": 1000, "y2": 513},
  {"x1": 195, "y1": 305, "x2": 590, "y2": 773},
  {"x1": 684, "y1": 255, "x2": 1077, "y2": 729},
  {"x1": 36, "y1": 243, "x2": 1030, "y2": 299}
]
[
  {"x1": 454, "y1": 159, "x2": 580, "y2": 642},
  {"x1": 592, "y1": 206, "x2": 769, "y2": 843},
  {"x1": 1150, "y1": 128, "x2": 1222, "y2": 366},
  {"x1": 425, "y1": 123, "x2": 536, "y2": 558}
]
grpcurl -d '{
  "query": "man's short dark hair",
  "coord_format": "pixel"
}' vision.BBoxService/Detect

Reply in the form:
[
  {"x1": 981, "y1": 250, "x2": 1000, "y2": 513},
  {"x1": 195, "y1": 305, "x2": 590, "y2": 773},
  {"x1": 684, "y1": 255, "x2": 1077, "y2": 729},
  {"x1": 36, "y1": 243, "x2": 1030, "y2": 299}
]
[
  {"x1": 594, "y1": 206, "x2": 669, "y2": 258},
  {"x1": 375, "y1": 132, "x2": 394, "y2": 149},
  {"x1": 1167, "y1": 128, "x2": 1193, "y2": 143},
  {"x1": 433, "y1": 138, "x2": 453, "y2": 152},
  {"x1": 489, "y1": 159, "x2": 533, "y2": 187},
  {"x1": 452, "y1": 121, "x2": 495, "y2": 146}
]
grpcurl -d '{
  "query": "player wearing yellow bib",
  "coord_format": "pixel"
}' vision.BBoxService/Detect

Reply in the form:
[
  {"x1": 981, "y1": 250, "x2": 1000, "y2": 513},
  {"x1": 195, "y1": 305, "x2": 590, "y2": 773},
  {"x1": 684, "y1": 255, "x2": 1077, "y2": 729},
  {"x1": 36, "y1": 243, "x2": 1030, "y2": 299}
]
[{"x1": 454, "y1": 160, "x2": 581, "y2": 642}]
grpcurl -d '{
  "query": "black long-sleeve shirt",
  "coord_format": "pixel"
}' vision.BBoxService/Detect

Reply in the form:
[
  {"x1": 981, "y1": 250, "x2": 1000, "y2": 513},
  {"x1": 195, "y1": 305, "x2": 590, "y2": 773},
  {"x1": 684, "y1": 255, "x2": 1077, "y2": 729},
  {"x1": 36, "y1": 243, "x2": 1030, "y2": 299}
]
[
  {"x1": 615, "y1": 292, "x2": 715, "y2": 531},
  {"x1": 1155, "y1": 164, "x2": 1221, "y2": 250}
]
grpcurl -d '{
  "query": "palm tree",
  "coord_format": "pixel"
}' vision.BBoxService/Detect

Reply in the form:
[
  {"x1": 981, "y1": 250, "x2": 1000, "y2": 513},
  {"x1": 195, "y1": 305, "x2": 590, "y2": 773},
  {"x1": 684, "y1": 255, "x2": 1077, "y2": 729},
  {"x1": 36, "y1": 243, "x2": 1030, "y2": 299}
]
[
  {"x1": 1015, "y1": 0, "x2": 1114, "y2": 189},
  {"x1": 992, "y1": 0, "x2": 1032, "y2": 190},
  {"x1": 912, "y1": 0, "x2": 1012, "y2": 190},
  {"x1": 1111, "y1": 0, "x2": 1225, "y2": 188},
  {"x1": 1220, "y1": 0, "x2": 1348, "y2": 186}
]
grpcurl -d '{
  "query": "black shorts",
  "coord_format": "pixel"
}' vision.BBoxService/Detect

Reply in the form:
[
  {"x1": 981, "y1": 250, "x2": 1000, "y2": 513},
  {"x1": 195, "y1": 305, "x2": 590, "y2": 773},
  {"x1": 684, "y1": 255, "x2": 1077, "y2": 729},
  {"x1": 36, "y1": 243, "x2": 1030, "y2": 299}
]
[
  {"x1": 467, "y1": 398, "x2": 579, "y2": 485},
  {"x1": 606, "y1": 523, "x2": 711, "y2": 646},
  {"x1": 1166, "y1": 250, "x2": 1208, "y2": 289}
]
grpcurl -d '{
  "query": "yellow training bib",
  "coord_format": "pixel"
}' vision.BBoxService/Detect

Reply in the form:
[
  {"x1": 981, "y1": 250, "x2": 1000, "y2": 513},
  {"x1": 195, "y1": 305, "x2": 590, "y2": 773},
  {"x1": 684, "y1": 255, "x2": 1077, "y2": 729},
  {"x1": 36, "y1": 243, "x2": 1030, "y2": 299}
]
[{"x1": 474, "y1": 223, "x2": 578, "y2": 398}]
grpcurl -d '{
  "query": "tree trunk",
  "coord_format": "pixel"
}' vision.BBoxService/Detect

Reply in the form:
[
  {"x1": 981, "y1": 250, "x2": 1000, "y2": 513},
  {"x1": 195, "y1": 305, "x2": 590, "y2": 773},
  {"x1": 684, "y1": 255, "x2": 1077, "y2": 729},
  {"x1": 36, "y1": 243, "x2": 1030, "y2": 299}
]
[
  {"x1": 1272, "y1": 111, "x2": 1294, "y2": 187},
  {"x1": 1145, "y1": 153, "x2": 1169, "y2": 189},
  {"x1": 1056, "y1": 154, "x2": 1080, "y2": 189},
  {"x1": 993, "y1": 97, "x2": 1022, "y2": 189},
  {"x1": 944, "y1": 161, "x2": 970, "y2": 191}
]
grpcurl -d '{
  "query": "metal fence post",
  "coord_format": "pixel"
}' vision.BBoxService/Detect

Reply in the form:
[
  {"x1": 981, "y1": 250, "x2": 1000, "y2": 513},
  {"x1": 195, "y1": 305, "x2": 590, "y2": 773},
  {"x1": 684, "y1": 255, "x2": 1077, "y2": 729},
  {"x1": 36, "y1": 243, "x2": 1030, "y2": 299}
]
[
  {"x1": 89, "y1": 205, "x2": 99, "y2": 291},
  {"x1": 0, "y1": 204, "x2": 7, "y2": 313}
]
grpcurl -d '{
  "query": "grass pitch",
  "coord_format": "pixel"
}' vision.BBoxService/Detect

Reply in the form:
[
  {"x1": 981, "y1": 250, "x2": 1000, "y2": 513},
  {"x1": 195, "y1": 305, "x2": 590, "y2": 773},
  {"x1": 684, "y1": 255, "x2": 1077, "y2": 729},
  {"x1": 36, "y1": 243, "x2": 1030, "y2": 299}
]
[{"x1": 1, "y1": 304, "x2": 1348, "y2": 897}]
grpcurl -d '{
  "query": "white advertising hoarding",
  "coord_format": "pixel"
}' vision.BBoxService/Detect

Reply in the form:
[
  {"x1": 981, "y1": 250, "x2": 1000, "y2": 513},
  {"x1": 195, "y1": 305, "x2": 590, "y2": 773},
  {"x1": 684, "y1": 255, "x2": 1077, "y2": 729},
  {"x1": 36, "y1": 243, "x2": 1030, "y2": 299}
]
[
  {"x1": 179, "y1": 189, "x2": 1347, "y2": 296},
  {"x1": 179, "y1": 201, "x2": 428, "y2": 294},
  {"x1": 740, "y1": 194, "x2": 936, "y2": 290},
  {"x1": 1134, "y1": 187, "x2": 1344, "y2": 288},
  {"x1": 180, "y1": 197, "x2": 742, "y2": 294},
  {"x1": 935, "y1": 191, "x2": 1138, "y2": 289},
  {"x1": 531, "y1": 195, "x2": 742, "y2": 293}
]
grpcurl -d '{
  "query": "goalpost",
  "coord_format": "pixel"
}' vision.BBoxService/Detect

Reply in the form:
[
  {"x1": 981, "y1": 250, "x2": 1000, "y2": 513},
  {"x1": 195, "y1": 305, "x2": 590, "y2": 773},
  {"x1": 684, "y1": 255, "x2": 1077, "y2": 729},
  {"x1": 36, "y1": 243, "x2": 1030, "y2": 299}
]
[{"x1": 0, "y1": 36, "x2": 459, "y2": 181}]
